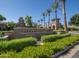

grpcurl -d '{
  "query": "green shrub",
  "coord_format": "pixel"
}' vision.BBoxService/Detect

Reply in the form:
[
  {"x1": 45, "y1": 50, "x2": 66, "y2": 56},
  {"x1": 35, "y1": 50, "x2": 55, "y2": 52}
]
[
  {"x1": 18, "y1": 46, "x2": 53, "y2": 58},
  {"x1": 0, "y1": 51, "x2": 17, "y2": 58},
  {"x1": 0, "y1": 46, "x2": 53, "y2": 58},
  {"x1": 17, "y1": 35, "x2": 79, "y2": 58},
  {"x1": 0, "y1": 35, "x2": 79, "y2": 58},
  {"x1": 41, "y1": 33, "x2": 71, "y2": 42},
  {"x1": 0, "y1": 37, "x2": 36, "y2": 52}
]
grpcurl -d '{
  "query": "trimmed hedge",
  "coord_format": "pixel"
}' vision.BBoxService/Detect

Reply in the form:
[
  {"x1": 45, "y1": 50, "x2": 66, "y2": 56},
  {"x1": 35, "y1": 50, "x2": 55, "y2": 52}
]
[
  {"x1": 0, "y1": 35, "x2": 79, "y2": 58},
  {"x1": 0, "y1": 37, "x2": 36, "y2": 52},
  {"x1": 41, "y1": 33, "x2": 71, "y2": 42}
]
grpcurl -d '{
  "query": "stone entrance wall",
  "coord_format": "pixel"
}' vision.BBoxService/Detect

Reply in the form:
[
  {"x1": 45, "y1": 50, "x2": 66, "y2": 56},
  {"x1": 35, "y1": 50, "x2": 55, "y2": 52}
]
[
  {"x1": 8, "y1": 27, "x2": 55, "y2": 39},
  {"x1": 14, "y1": 27, "x2": 53, "y2": 33}
]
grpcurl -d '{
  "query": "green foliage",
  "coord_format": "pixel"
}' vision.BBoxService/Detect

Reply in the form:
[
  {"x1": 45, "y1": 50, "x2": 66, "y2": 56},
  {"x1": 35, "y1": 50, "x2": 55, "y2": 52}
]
[
  {"x1": 0, "y1": 46, "x2": 54, "y2": 58},
  {"x1": 0, "y1": 15, "x2": 6, "y2": 21},
  {"x1": 0, "y1": 31, "x2": 5, "y2": 37},
  {"x1": 42, "y1": 13, "x2": 46, "y2": 16},
  {"x1": 54, "y1": 29, "x2": 64, "y2": 32},
  {"x1": 25, "y1": 16, "x2": 32, "y2": 27},
  {"x1": 6, "y1": 21, "x2": 15, "y2": 30},
  {"x1": 0, "y1": 51, "x2": 17, "y2": 58},
  {"x1": 0, "y1": 34, "x2": 79, "y2": 58},
  {"x1": 69, "y1": 14, "x2": 79, "y2": 26},
  {"x1": 0, "y1": 37, "x2": 36, "y2": 52},
  {"x1": 17, "y1": 46, "x2": 53, "y2": 58},
  {"x1": 0, "y1": 35, "x2": 79, "y2": 58},
  {"x1": 47, "y1": 9, "x2": 51, "y2": 15},
  {"x1": 41, "y1": 34, "x2": 71, "y2": 42},
  {"x1": 18, "y1": 35, "x2": 79, "y2": 58},
  {"x1": 52, "y1": 2, "x2": 58, "y2": 11}
]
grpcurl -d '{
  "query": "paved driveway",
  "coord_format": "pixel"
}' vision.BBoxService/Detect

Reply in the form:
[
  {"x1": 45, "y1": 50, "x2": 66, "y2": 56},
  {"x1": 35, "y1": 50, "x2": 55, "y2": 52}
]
[
  {"x1": 59, "y1": 44, "x2": 79, "y2": 58},
  {"x1": 72, "y1": 51, "x2": 79, "y2": 58}
]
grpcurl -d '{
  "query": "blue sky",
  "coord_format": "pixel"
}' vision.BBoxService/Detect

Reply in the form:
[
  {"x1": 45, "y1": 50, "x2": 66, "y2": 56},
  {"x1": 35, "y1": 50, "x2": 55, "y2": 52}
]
[{"x1": 0, "y1": 0, "x2": 79, "y2": 24}]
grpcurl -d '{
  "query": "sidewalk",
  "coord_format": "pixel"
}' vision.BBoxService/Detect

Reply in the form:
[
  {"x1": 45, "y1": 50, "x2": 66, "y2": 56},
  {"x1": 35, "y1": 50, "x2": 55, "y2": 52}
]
[
  {"x1": 59, "y1": 44, "x2": 79, "y2": 58},
  {"x1": 72, "y1": 50, "x2": 79, "y2": 58}
]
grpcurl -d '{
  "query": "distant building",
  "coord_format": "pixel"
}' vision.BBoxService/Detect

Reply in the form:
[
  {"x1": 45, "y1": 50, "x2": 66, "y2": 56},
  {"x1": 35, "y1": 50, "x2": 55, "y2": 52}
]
[
  {"x1": 14, "y1": 17, "x2": 61, "y2": 30},
  {"x1": 37, "y1": 19, "x2": 61, "y2": 30},
  {"x1": 51, "y1": 19, "x2": 61, "y2": 30},
  {"x1": 49, "y1": 19, "x2": 61, "y2": 30}
]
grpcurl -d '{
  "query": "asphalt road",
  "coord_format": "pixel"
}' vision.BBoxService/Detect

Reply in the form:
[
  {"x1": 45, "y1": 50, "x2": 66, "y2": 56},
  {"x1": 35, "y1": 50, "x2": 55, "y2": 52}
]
[{"x1": 72, "y1": 50, "x2": 79, "y2": 58}]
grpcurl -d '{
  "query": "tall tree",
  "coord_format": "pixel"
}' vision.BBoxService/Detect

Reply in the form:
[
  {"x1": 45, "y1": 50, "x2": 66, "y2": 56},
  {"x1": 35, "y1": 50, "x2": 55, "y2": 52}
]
[
  {"x1": 60, "y1": 0, "x2": 67, "y2": 32},
  {"x1": 18, "y1": 17, "x2": 24, "y2": 23},
  {"x1": 40, "y1": 19, "x2": 43, "y2": 25},
  {"x1": 38, "y1": 20, "x2": 40, "y2": 25},
  {"x1": 0, "y1": 15, "x2": 6, "y2": 21},
  {"x1": 6, "y1": 21, "x2": 15, "y2": 30},
  {"x1": 69, "y1": 14, "x2": 79, "y2": 26},
  {"x1": 47, "y1": 9, "x2": 51, "y2": 25},
  {"x1": 42, "y1": 12, "x2": 46, "y2": 27},
  {"x1": 25, "y1": 16, "x2": 32, "y2": 27},
  {"x1": 52, "y1": 0, "x2": 58, "y2": 20}
]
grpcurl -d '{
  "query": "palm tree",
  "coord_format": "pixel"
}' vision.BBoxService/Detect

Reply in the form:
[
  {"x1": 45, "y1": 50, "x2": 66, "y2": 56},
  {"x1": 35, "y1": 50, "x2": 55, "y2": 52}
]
[
  {"x1": 60, "y1": 0, "x2": 67, "y2": 32},
  {"x1": 40, "y1": 19, "x2": 43, "y2": 25},
  {"x1": 37, "y1": 20, "x2": 41, "y2": 28},
  {"x1": 47, "y1": 9, "x2": 51, "y2": 26},
  {"x1": 25, "y1": 16, "x2": 32, "y2": 27},
  {"x1": 42, "y1": 13, "x2": 46, "y2": 27},
  {"x1": 38, "y1": 20, "x2": 40, "y2": 25},
  {"x1": 52, "y1": 0, "x2": 58, "y2": 20}
]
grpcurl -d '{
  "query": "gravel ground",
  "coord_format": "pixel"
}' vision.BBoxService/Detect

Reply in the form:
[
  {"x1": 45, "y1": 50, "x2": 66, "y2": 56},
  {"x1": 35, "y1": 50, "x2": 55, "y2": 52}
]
[{"x1": 59, "y1": 44, "x2": 79, "y2": 58}]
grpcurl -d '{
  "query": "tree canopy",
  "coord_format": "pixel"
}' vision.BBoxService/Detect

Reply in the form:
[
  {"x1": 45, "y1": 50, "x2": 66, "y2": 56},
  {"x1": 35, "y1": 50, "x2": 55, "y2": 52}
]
[
  {"x1": 69, "y1": 14, "x2": 79, "y2": 26},
  {"x1": 6, "y1": 21, "x2": 15, "y2": 30},
  {"x1": 0, "y1": 15, "x2": 6, "y2": 21},
  {"x1": 25, "y1": 16, "x2": 32, "y2": 27},
  {"x1": 52, "y1": 2, "x2": 58, "y2": 11}
]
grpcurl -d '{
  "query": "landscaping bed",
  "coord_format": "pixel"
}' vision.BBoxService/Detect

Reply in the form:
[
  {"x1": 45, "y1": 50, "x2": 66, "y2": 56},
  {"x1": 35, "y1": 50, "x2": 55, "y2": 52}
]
[
  {"x1": 0, "y1": 37, "x2": 37, "y2": 52},
  {"x1": 41, "y1": 33, "x2": 71, "y2": 42},
  {"x1": 0, "y1": 35, "x2": 79, "y2": 58}
]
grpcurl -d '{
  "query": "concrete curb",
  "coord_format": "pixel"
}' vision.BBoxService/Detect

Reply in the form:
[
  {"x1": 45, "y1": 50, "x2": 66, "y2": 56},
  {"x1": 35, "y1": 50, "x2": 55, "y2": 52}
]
[{"x1": 52, "y1": 41, "x2": 79, "y2": 58}]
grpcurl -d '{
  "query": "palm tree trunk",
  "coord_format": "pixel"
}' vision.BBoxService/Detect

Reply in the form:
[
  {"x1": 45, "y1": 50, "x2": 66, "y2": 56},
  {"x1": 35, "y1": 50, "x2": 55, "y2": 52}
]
[
  {"x1": 41, "y1": 20, "x2": 42, "y2": 26},
  {"x1": 55, "y1": 10, "x2": 57, "y2": 20},
  {"x1": 62, "y1": 0, "x2": 67, "y2": 32},
  {"x1": 55, "y1": 0, "x2": 57, "y2": 20},
  {"x1": 44, "y1": 16, "x2": 45, "y2": 27},
  {"x1": 48, "y1": 14, "x2": 50, "y2": 25}
]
